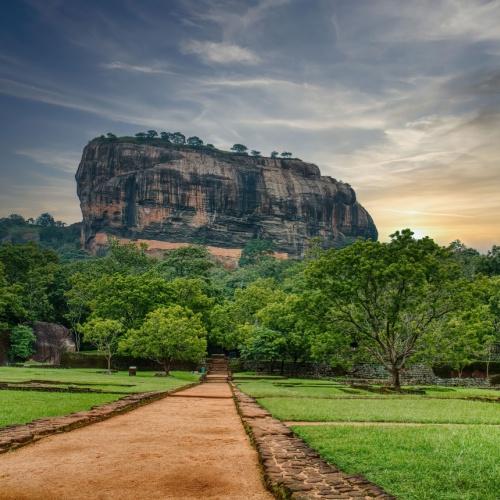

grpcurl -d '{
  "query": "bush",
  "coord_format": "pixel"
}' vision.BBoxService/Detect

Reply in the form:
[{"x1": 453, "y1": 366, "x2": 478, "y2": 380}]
[
  {"x1": 9, "y1": 325, "x2": 36, "y2": 361},
  {"x1": 490, "y1": 374, "x2": 500, "y2": 386}
]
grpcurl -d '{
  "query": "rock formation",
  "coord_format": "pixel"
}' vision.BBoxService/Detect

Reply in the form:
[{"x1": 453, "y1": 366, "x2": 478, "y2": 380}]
[
  {"x1": 32, "y1": 322, "x2": 75, "y2": 365},
  {"x1": 76, "y1": 139, "x2": 377, "y2": 257}
]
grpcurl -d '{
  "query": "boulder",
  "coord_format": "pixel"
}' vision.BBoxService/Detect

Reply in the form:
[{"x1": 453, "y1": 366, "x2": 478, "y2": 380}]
[{"x1": 32, "y1": 322, "x2": 76, "y2": 365}]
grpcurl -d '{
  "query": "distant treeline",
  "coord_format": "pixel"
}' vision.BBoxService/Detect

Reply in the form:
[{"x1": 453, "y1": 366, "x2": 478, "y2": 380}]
[{"x1": 0, "y1": 213, "x2": 84, "y2": 261}]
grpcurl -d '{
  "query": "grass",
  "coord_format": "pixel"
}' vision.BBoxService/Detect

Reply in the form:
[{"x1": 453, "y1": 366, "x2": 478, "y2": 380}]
[
  {"x1": 237, "y1": 376, "x2": 500, "y2": 499},
  {"x1": 257, "y1": 396, "x2": 500, "y2": 424},
  {"x1": 236, "y1": 377, "x2": 500, "y2": 400},
  {"x1": 0, "y1": 367, "x2": 199, "y2": 429},
  {"x1": 294, "y1": 425, "x2": 500, "y2": 500},
  {"x1": 0, "y1": 367, "x2": 199, "y2": 394},
  {"x1": 0, "y1": 390, "x2": 120, "y2": 428}
]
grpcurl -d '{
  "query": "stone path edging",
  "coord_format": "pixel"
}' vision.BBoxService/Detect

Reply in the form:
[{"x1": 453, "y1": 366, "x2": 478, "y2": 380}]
[
  {"x1": 231, "y1": 383, "x2": 394, "y2": 500},
  {"x1": 0, "y1": 381, "x2": 199, "y2": 454}
]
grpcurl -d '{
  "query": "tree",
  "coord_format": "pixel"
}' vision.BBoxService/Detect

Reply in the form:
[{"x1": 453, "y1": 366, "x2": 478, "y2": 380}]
[
  {"x1": 170, "y1": 132, "x2": 186, "y2": 145},
  {"x1": 231, "y1": 144, "x2": 248, "y2": 154},
  {"x1": 121, "y1": 305, "x2": 206, "y2": 375},
  {"x1": 281, "y1": 152, "x2": 292, "y2": 158},
  {"x1": 147, "y1": 130, "x2": 158, "y2": 139},
  {"x1": 65, "y1": 272, "x2": 94, "y2": 351},
  {"x1": 239, "y1": 325, "x2": 285, "y2": 371},
  {"x1": 209, "y1": 279, "x2": 285, "y2": 350},
  {"x1": 239, "y1": 239, "x2": 275, "y2": 266},
  {"x1": 36, "y1": 213, "x2": 55, "y2": 227},
  {"x1": 206, "y1": 143, "x2": 215, "y2": 149},
  {"x1": 257, "y1": 294, "x2": 312, "y2": 372},
  {"x1": 152, "y1": 246, "x2": 213, "y2": 280},
  {"x1": 106, "y1": 133, "x2": 117, "y2": 140},
  {"x1": 0, "y1": 263, "x2": 24, "y2": 330},
  {"x1": 83, "y1": 274, "x2": 172, "y2": 329},
  {"x1": 478, "y1": 246, "x2": 500, "y2": 276},
  {"x1": 306, "y1": 229, "x2": 463, "y2": 389},
  {"x1": 251, "y1": 150, "x2": 261, "y2": 157},
  {"x1": 8, "y1": 325, "x2": 36, "y2": 362},
  {"x1": 135, "y1": 132, "x2": 147, "y2": 140},
  {"x1": 270, "y1": 151, "x2": 279, "y2": 158},
  {"x1": 425, "y1": 304, "x2": 494, "y2": 377},
  {"x1": 160, "y1": 132, "x2": 171, "y2": 141},
  {"x1": 448, "y1": 240, "x2": 481, "y2": 279},
  {"x1": 8, "y1": 214, "x2": 25, "y2": 224},
  {"x1": 187, "y1": 136, "x2": 203, "y2": 147},
  {"x1": 0, "y1": 243, "x2": 59, "y2": 323},
  {"x1": 80, "y1": 318, "x2": 124, "y2": 373}
]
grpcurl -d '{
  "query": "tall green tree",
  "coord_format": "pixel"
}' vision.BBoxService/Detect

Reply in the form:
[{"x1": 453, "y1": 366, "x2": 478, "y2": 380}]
[
  {"x1": 80, "y1": 318, "x2": 124, "y2": 373},
  {"x1": 8, "y1": 325, "x2": 36, "y2": 362},
  {"x1": 239, "y1": 239, "x2": 275, "y2": 266},
  {"x1": 306, "y1": 229, "x2": 464, "y2": 388},
  {"x1": 151, "y1": 246, "x2": 213, "y2": 280},
  {"x1": 121, "y1": 305, "x2": 207, "y2": 375}
]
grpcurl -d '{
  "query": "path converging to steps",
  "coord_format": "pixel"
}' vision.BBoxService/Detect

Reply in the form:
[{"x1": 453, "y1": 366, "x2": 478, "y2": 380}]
[{"x1": 0, "y1": 381, "x2": 272, "y2": 500}]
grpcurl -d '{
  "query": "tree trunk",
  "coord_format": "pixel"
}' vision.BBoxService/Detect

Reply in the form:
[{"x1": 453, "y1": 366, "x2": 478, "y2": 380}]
[
  {"x1": 391, "y1": 367, "x2": 401, "y2": 390},
  {"x1": 163, "y1": 358, "x2": 171, "y2": 376},
  {"x1": 280, "y1": 359, "x2": 285, "y2": 376},
  {"x1": 106, "y1": 354, "x2": 112, "y2": 374}
]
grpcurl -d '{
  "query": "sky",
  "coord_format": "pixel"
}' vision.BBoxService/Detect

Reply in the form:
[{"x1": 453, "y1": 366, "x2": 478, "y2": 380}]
[{"x1": 0, "y1": 0, "x2": 499, "y2": 251}]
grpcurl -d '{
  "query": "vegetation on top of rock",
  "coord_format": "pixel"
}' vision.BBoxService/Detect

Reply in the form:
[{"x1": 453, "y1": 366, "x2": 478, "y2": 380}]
[{"x1": 93, "y1": 132, "x2": 295, "y2": 159}]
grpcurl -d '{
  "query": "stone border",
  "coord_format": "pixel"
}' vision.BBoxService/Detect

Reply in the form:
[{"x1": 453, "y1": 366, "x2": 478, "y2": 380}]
[
  {"x1": 231, "y1": 383, "x2": 394, "y2": 499},
  {"x1": 0, "y1": 381, "x2": 199, "y2": 454},
  {"x1": 0, "y1": 383, "x2": 125, "y2": 394}
]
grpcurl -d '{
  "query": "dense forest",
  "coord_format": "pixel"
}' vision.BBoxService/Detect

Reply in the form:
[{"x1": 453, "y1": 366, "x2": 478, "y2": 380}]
[{"x1": 0, "y1": 213, "x2": 499, "y2": 387}]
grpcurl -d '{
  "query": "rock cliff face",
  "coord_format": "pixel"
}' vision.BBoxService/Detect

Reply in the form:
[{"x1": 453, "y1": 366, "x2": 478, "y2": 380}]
[{"x1": 76, "y1": 139, "x2": 377, "y2": 256}]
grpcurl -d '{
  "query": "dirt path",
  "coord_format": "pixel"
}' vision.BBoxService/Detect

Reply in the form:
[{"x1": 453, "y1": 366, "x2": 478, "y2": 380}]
[{"x1": 0, "y1": 383, "x2": 273, "y2": 500}]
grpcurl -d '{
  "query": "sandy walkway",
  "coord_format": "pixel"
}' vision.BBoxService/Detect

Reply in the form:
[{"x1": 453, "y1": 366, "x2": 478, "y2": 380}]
[{"x1": 0, "y1": 383, "x2": 273, "y2": 500}]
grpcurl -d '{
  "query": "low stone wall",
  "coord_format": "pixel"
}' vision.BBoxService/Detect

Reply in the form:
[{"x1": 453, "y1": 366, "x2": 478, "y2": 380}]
[
  {"x1": 233, "y1": 358, "x2": 499, "y2": 385},
  {"x1": 0, "y1": 381, "x2": 199, "y2": 454},
  {"x1": 437, "y1": 377, "x2": 490, "y2": 387},
  {"x1": 60, "y1": 351, "x2": 198, "y2": 371},
  {"x1": 231, "y1": 383, "x2": 392, "y2": 499}
]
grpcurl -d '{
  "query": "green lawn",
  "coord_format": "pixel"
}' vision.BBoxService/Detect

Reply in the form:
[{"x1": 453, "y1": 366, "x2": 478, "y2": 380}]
[
  {"x1": 236, "y1": 377, "x2": 500, "y2": 400},
  {"x1": 257, "y1": 396, "x2": 500, "y2": 424},
  {"x1": 0, "y1": 390, "x2": 121, "y2": 428},
  {"x1": 294, "y1": 425, "x2": 500, "y2": 500},
  {"x1": 0, "y1": 367, "x2": 199, "y2": 393},
  {"x1": 0, "y1": 367, "x2": 199, "y2": 429},
  {"x1": 237, "y1": 376, "x2": 500, "y2": 500}
]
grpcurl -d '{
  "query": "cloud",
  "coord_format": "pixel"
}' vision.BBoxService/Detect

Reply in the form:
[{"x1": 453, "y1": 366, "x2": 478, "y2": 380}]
[
  {"x1": 101, "y1": 61, "x2": 173, "y2": 74},
  {"x1": 15, "y1": 149, "x2": 81, "y2": 173},
  {"x1": 181, "y1": 40, "x2": 261, "y2": 64}
]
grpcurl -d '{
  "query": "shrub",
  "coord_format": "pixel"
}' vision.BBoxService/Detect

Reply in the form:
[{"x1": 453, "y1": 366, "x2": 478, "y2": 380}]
[{"x1": 9, "y1": 325, "x2": 36, "y2": 361}]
